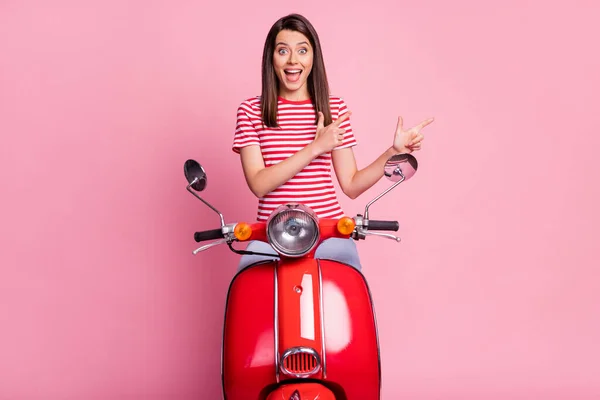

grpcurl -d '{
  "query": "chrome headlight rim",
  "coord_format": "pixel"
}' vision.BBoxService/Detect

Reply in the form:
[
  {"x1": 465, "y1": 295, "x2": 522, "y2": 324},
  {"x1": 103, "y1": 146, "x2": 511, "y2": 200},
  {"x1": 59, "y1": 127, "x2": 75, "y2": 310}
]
[{"x1": 266, "y1": 204, "x2": 320, "y2": 258}]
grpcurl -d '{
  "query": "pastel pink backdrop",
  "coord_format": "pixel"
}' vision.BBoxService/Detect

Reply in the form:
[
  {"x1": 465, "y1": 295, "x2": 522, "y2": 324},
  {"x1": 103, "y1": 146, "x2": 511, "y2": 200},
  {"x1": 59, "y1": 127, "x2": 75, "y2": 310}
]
[{"x1": 1, "y1": 0, "x2": 598, "y2": 399}]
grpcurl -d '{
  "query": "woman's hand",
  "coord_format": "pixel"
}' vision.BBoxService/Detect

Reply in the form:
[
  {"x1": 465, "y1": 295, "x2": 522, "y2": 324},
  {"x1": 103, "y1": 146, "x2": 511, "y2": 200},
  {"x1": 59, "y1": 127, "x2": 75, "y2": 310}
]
[
  {"x1": 393, "y1": 116, "x2": 435, "y2": 153},
  {"x1": 312, "y1": 111, "x2": 352, "y2": 155}
]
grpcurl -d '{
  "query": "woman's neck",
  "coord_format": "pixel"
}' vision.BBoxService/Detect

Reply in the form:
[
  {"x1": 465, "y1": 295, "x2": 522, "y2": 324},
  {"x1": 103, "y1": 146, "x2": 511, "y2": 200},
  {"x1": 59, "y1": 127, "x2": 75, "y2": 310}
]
[{"x1": 278, "y1": 88, "x2": 310, "y2": 102}]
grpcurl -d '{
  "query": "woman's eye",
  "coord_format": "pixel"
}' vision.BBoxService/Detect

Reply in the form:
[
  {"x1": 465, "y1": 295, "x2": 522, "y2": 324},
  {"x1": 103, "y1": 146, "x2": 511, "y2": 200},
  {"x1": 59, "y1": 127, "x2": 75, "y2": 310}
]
[
  {"x1": 299, "y1": 49, "x2": 307, "y2": 54},
  {"x1": 278, "y1": 48, "x2": 288, "y2": 55}
]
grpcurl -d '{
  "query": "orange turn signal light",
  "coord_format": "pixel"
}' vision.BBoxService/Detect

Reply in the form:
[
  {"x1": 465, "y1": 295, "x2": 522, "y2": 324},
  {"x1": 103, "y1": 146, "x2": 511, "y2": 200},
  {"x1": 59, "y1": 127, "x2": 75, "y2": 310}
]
[
  {"x1": 234, "y1": 222, "x2": 252, "y2": 241},
  {"x1": 336, "y1": 217, "x2": 356, "y2": 236}
]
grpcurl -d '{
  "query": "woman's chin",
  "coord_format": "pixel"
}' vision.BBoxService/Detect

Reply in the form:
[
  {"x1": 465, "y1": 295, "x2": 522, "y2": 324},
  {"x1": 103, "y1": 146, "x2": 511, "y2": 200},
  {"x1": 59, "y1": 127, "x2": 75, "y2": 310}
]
[{"x1": 280, "y1": 82, "x2": 307, "y2": 97}]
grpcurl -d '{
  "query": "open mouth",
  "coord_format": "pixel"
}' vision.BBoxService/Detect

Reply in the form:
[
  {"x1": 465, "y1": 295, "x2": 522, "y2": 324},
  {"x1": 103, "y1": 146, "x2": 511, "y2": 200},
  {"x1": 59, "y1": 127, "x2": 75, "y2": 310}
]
[{"x1": 284, "y1": 69, "x2": 302, "y2": 82}]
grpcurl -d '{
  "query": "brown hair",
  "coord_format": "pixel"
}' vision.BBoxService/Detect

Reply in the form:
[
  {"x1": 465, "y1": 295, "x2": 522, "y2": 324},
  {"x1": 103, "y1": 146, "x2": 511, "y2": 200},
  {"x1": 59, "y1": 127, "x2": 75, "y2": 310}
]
[{"x1": 260, "y1": 14, "x2": 332, "y2": 128}]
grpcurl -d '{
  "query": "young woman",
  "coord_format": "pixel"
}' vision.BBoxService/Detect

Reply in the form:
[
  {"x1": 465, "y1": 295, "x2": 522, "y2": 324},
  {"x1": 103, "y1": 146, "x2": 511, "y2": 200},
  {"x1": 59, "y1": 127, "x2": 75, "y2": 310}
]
[{"x1": 232, "y1": 13, "x2": 434, "y2": 270}]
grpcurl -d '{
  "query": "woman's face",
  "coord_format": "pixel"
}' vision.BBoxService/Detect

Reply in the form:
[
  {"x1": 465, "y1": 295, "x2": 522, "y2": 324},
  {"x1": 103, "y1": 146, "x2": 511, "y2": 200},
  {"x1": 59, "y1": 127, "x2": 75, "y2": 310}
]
[{"x1": 272, "y1": 29, "x2": 313, "y2": 100}]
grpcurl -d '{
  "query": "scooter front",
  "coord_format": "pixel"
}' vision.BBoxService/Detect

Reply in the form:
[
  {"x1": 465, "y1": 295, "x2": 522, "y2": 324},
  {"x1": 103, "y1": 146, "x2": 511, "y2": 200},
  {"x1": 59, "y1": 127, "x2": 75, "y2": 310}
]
[
  {"x1": 220, "y1": 212, "x2": 386, "y2": 399},
  {"x1": 182, "y1": 153, "x2": 419, "y2": 400}
]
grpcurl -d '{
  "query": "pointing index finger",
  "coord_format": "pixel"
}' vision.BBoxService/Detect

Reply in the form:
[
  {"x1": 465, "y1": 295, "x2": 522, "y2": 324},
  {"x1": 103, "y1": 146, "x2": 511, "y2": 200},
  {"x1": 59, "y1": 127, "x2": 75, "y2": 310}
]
[{"x1": 417, "y1": 117, "x2": 435, "y2": 130}]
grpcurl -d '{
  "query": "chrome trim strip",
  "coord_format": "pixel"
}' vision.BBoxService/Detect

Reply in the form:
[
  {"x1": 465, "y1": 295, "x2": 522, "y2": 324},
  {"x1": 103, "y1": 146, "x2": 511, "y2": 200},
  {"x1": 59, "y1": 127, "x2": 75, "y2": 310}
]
[
  {"x1": 274, "y1": 262, "x2": 280, "y2": 383},
  {"x1": 317, "y1": 259, "x2": 327, "y2": 378}
]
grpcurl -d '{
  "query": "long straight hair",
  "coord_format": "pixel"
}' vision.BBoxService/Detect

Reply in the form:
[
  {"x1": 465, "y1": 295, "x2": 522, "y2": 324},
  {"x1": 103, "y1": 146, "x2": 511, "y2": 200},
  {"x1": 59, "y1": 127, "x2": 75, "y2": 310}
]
[{"x1": 260, "y1": 14, "x2": 332, "y2": 128}]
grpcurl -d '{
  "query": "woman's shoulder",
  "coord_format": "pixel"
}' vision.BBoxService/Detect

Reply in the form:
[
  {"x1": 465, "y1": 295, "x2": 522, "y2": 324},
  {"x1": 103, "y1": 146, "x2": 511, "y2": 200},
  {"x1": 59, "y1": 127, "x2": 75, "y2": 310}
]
[
  {"x1": 238, "y1": 95, "x2": 261, "y2": 109},
  {"x1": 328, "y1": 94, "x2": 348, "y2": 106},
  {"x1": 236, "y1": 96, "x2": 261, "y2": 120},
  {"x1": 328, "y1": 95, "x2": 351, "y2": 115}
]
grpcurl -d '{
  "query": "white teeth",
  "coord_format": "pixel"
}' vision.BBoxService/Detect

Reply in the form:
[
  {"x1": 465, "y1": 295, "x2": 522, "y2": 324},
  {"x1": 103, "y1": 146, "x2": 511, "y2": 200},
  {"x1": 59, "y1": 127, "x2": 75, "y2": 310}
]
[{"x1": 285, "y1": 70, "x2": 301, "y2": 73}]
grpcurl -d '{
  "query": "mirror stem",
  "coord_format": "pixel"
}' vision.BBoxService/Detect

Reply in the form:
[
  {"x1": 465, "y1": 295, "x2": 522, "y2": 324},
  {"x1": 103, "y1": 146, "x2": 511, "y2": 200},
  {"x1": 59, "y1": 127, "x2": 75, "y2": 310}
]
[
  {"x1": 186, "y1": 178, "x2": 225, "y2": 227},
  {"x1": 364, "y1": 170, "x2": 405, "y2": 220}
]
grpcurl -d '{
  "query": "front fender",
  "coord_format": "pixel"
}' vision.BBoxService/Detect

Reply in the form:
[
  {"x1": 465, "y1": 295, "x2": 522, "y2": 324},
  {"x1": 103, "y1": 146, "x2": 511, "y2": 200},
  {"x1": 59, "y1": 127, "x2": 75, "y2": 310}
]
[{"x1": 266, "y1": 382, "x2": 335, "y2": 400}]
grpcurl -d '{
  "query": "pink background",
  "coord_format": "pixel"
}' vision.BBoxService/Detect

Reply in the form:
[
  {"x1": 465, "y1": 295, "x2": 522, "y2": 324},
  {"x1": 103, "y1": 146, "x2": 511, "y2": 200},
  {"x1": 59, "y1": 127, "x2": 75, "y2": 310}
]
[{"x1": 1, "y1": 0, "x2": 599, "y2": 399}]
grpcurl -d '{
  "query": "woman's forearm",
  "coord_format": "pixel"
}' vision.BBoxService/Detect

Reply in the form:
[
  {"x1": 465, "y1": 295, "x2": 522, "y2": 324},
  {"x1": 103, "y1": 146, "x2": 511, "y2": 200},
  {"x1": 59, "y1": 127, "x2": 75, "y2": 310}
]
[
  {"x1": 244, "y1": 142, "x2": 322, "y2": 198},
  {"x1": 334, "y1": 146, "x2": 411, "y2": 200},
  {"x1": 347, "y1": 147, "x2": 398, "y2": 199}
]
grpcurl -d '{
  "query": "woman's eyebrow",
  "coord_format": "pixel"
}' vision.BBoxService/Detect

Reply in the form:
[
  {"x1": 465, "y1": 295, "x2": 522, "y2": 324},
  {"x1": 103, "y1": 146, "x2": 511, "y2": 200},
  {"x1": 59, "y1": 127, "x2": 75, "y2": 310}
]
[{"x1": 275, "y1": 41, "x2": 309, "y2": 46}]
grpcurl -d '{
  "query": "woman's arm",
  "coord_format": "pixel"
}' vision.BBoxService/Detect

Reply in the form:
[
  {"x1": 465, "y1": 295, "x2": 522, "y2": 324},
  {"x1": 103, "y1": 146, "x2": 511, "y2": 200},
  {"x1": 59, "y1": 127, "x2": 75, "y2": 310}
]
[
  {"x1": 239, "y1": 143, "x2": 321, "y2": 198},
  {"x1": 331, "y1": 146, "x2": 398, "y2": 200},
  {"x1": 240, "y1": 112, "x2": 352, "y2": 198},
  {"x1": 332, "y1": 115, "x2": 434, "y2": 199}
]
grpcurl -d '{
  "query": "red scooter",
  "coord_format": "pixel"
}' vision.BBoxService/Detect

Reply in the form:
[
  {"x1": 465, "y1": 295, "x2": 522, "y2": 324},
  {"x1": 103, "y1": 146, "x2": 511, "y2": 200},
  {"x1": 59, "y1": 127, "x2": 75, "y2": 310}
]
[{"x1": 184, "y1": 153, "x2": 418, "y2": 400}]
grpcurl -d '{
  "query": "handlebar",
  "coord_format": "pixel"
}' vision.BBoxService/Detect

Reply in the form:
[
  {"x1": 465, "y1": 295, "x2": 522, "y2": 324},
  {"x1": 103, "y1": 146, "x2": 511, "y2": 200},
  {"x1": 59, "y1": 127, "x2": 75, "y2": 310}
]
[
  {"x1": 194, "y1": 228, "x2": 224, "y2": 242},
  {"x1": 366, "y1": 220, "x2": 399, "y2": 231},
  {"x1": 193, "y1": 218, "x2": 398, "y2": 244}
]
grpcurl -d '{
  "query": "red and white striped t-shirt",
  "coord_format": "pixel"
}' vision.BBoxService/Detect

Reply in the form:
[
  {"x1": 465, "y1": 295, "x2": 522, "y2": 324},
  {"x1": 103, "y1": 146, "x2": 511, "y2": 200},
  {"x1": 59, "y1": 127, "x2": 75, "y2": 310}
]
[{"x1": 233, "y1": 95, "x2": 358, "y2": 221}]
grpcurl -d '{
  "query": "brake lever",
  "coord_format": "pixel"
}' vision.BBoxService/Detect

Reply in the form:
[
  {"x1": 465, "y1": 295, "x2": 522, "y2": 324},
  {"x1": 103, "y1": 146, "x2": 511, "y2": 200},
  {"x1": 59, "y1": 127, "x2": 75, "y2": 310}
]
[
  {"x1": 193, "y1": 238, "x2": 228, "y2": 255},
  {"x1": 357, "y1": 228, "x2": 401, "y2": 242},
  {"x1": 227, "y1": 242, "x2": 279, "y2": 257}
]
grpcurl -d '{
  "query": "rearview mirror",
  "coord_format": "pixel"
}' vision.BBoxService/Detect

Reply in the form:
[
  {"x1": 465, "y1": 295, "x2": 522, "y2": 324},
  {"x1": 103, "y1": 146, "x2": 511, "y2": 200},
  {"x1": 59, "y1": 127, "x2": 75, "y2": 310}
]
[
  {"x1": 384, "y1": 153, "x2": 418, "y2": 183},
  {"x1": 184, "y1": 159, "x2": 207, "y2": 192},
  {"x1": 364, "y1": 153, "x2": 419, "y2": 220}
]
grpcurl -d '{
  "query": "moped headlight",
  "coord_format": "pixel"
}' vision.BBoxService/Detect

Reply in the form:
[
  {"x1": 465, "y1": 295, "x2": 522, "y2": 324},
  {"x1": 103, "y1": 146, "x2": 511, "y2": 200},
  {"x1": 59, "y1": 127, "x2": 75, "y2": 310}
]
[{"x1": 266, "y1": 204, "x2": 320, "y2": 257}]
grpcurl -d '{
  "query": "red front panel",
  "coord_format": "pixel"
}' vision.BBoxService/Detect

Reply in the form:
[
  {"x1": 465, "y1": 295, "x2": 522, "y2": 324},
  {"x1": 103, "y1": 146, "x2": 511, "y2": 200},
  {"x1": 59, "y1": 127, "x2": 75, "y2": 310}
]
[
  {"x1": 320, "y1": 259, "x2": 381, "y2": 399},
  {"x1": 277, "y1": 258, "x2": 324, "y2": 381},
  {"x1": 222, "y1": 261, "x2": 277, "y2": 399}
]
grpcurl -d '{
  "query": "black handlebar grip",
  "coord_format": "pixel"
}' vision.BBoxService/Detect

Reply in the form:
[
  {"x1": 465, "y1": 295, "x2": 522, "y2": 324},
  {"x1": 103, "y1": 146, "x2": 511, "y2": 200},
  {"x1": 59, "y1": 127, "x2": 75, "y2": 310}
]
[
  {"x1": 194, "y1": 228, "x2": 224, "y2": 242},
  {"x1": 367, "y1": 220, "x2": 399, "y2": 231}
]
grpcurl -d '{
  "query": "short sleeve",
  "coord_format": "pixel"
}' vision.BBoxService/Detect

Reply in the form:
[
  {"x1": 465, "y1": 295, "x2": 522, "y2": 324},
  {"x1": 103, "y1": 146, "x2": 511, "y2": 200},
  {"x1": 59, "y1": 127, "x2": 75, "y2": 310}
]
[
  {"x1": 332, "y1": 97, "x2": 358, "y2": 150},
  {"x1": 232, "y1": 100, "x2": 261, "y2": 154}
]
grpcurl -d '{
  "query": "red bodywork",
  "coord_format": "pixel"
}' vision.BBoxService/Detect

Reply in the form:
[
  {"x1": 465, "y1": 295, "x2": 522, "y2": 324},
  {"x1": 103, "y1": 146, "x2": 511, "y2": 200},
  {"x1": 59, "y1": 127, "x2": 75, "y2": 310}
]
[{"x1": 221, "y1": 219, "x2": 381, "y2": 399}]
